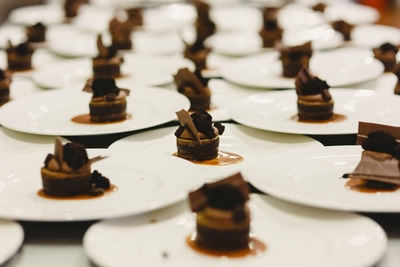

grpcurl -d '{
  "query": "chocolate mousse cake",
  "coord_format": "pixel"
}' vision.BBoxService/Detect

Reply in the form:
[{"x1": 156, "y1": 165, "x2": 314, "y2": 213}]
[
  {"x1": 41, "y1": 137, "x2": 109, "y2": 197},
  {"x1": 0, "y1": 69, "x2": 11, "y2": 106},
  {"x1": 393, "y1": 62, "x2": 400, "y2": 95},
  {"x1": 88, "y1": 78, "x2": 128, "y2": 122},
  {"x1": 126, "y1": 7, "x2": 143, "y2": 28},
  {"x1": 184, "y1": 38, "x2": 211, "y2": 71},
  {"x1": 175, "y1": 109, "x2": 225, "y2": 161},
  {"x1": 109, "y1": 17, "x2": 133, "y2": 50},
  {"x1": 6, "y1": 41, "x2": 34, "y2": 71},
  {"x1": 332, "y1": 20, "x2": 354, "y2": 41},
  {"x1": 92, "y1": 35, "x2": 123, "y2": 78},
  {"x1": 373, "y1": 43, "x2": 399, "y2": 72},
  {"x1": 295, "y1": 67, "x2": 333, "y2": 121},
  {"x1": 188, "y1": 173, "x2": 250, "y2": 251},
  {"x1": 343, "y1": 123, "x2": 400, "y2": 188},
  {"x1": 259, "y1": 8, "x2": 282, "y2": 48},
  {"x1": 280, "y1": 41, "x2": 312, "y2": 78},
  {"x1": 174, "y1": 68, "x2": 211, "y2": 111},
  {"x1": 26, "y1": 22, "x2": 46, "y2": 43}
]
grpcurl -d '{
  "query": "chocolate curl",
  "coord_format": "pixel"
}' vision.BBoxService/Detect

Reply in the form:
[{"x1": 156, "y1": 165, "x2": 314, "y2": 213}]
[
  {"x1": 356, "y1": 122, "x2": 400, "y2": 145},
  {"x1": 97, "y1": 35, "x2": 108, "y2": 58},
  {"x1": 176, "y1": 109, "x2": 200, "y2": 142},
  {"x1": 54, "y1": 137, "x2": 64, "y2": 164},
  {"x1": 173, "y1": 68, "x2": 207, "y2": 94}
]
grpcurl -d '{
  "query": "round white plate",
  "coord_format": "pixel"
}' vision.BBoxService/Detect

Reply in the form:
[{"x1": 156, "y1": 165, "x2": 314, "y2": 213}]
[
  {"x1": 207, "y1": 25, "x2": 343, "y2": 56},
  {"x1": 210, "y1": 5, "x2": 262, "y2": 32},
  {"x1": 222, "y1": 48, "x2": 384, "y2": 89},
  {"x1": 32, "y1": 55, "x2": 194, "y2": 88},
  {"x1": 48, "y1": 25, "x2": 184, "y2": 57},
  {"x1": 0, "y1": 150, "x2": 203, "y2": 221},
  {"x1": 230, "y1": 89, "x2": 397, "y2": 135},
  {"x1": 247, "y1": 145, "x2": 400, "y2": 212},
  {"x1": 0, "y1": 87, "x2": 189, "y2": 136},
  {"x1": 324, "y1": 2, "x2": 380, "y2": 25},
  {"x1": 0, "y1": 220, "x2": 24, "y2": 265},
  {"x1": 8, "y1": 4, "x2": 64, "y2": 25},
  {"x1": 278, "y1": 4, "x2": 325, "y2": 30},
  {"x1": 84, "y1": 195, "x2": 387, "y2": 267},
  {"x1": 109, "y1": 123, "x2": 322, "y2": 179},
  {"x1": 352, "y1": 24, "x2": 400, "y2": 48}
]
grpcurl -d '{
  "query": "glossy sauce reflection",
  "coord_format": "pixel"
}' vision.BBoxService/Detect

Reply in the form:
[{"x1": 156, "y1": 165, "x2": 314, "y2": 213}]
[
  {"x1": 37, "y1": 185, "x2": 117, "y2": 200},
  {"x1": 71, "y1": 114, "x2": 131, "y2": 124},
  {"x1": 173, "y1": 151, "x2": 243, "y2": 166},
  {"x1": 345, "y1": 178, "x2": 399, "y2": 193},
  {"x1": 186, "y1": 234, "x2": 266, "y2": 258},
  {"x1": 291, "y1": 113, "x2": 347, "y2": 123}
]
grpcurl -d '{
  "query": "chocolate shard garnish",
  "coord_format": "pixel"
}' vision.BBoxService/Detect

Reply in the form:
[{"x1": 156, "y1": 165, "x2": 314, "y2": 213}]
[
  {"x1": 174, "y1": 68, "x2": 207, "y2": 95},
  {"x1": 97, "y1": 35, "x2": 110, "y2": 58},
  {"x1": 176, "y1": 109, "x2": 200, "y2": 142},
  {"x1": 54, "y1": 137, "x2": 64, "y2": 165},
  {"x1": 356, "y1": 122, "x2": 400, "y2": 146},
  {"x1": 188, "y1": 173, "x2": 249, "y2": 212}
]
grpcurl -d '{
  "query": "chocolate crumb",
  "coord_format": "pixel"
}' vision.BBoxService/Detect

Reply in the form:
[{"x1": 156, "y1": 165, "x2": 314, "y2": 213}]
[
  {"x1": 91, "y1": 170, "x2": 110, "y2": 189},
  {"x1": 63, "y1": 143, "x2": 89, "y2": 170}
]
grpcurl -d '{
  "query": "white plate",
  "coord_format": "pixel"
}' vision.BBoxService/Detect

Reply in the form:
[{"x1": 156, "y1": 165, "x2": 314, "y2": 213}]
[
  {"x1": 0, "y1": 24, "x2": 25, "y2": 49},
  {"x1": 32, "y1": 55, "x2": 194, "y2": 88},
  {"x1": 0, "y1": 220, "x2": 24, "y2": 265},
  {"x1": 247, "y1": 145, "x2": 400, "y2": 212},
  {"x1": 0, "y1": 150, "x2": 203, "y2": 221},
  {"x1": 222, "y1": 48, "x2": 384, "y2": 89},
  {"x1": 48, "y1": 25, "x2": 184, "y2": 57},
  {"x1": 210, "y1": 5, "x2": 262, "y2": 32},
  {"x1": 84, "y1": 195, "x2": 387, "y2": 267},
  {"x1": 207, "y1": 25, "x2": 343, "y2": 56},
  {"x1": 230, "y1": 89, "x2": 398, "y2": 135},
  {"x1": 0, "y1": 87, "x2": 189, "y2": 136},
  {"x1": 352, "y1": 24, "x2": 400, "y2": 48},
  {"x1": 324, "y1": 2, "x2": 380, "y2": 25},
  {"x1": 278, "y1": 4, "x2": 325, "y2": 30},
  {"x1": 8, "y1": 4, "x2": 64, "y2": 25},
  {"x1": 109, "y1": 123, "x2": 322, "y2": 179}
]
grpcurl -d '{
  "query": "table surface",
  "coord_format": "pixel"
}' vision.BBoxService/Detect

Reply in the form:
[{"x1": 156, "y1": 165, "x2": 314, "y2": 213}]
[{"x1": 3, "y1": 1, "x2": 400, "y2": 267}]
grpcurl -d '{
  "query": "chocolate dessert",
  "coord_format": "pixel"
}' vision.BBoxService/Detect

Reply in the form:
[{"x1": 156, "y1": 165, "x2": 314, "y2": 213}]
[
  {"x1": 0, "y1": 69, "x2": 11, "y2": 106},
  {"x1": 126, "y1": 7, "x2": 143, "y2": 28},
  {"x1": 88, "y1": 78, "x2": 128, "y2": 122},
  {"x1": 295, "y1": 67, "x2": 333, "y2": 121},
  {"x1": 393, "y1": 62, "x2": 400, "y2": 95},
  {"x1": 259, "y1": 7, "x2": 282, "y2": 48},
  {"x1": 373, "y1": 43, "x2": 398, "y2": 72},
  {"x1": 41, "y1": 137, "x2": 109, "y2": 197},
  {"x1": 64, "y1": 0, "x2": 86, "y2": 18},
  {"x1": 175, "y1": 109, "x2": 225, "y2": 161},
  {"x1": 109, "y1": 17, "x2": 133, "y2": 50},
  {"x1": 194, "y1": 0, "x2": 216, "y2": 41},
  {"x1": 280, "y1": 41, "x2": 312, "y2": 78},
  {"x1": 311, "y1": 3, "x2": 327, "y2": 12},
  {"x1": 332, "y1": 20, "x2": 354, "y2": 41},
  {"x1": 188, "y1": 173, "x2": 250, "y2": 251},
  {"x1": 26, "y1": 22, "x2": 46, "y2": 43},
  {"x1": 6, "y1": 41, "x2": 34, "y2": 71},
  {"x1": 174, "y1": 68, "x2": 211, "y2": 111},
  {"x1": 184, "y1": 38, "x2": 211, "y2": 71},
  {"x1": 92, "y1": 35, "x2": 123, "y2": 78},
  {"x1": 343, "y1": 123, "x2": 400, "y2": 190}
]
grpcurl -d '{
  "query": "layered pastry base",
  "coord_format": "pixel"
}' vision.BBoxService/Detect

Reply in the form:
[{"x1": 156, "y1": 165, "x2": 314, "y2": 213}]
[
  {"x1": 259, "y1": 8, "x2": 282, "y2": 48},
  {"x1": 41, "y1": 137, "x2": 109, "y2": 197},
  {"x1": 373, "y1": 43, "x2": 398, "y2": 72},
  {"x1": 6, "y1": 41, "x2": 34, "y2": 71},
  {"x1": 188, "y1": 173, "x2": 250, "y2": 251},
  {"x1": 174, "y1": 68, "x2": 211, "y2": 111},
  {"x1": 88, "y1": 78, "x2": 129, "y2": 122},
  {"x1": 280, "y1": 42, "x2": 312, "y2": 78},
  {"x1": 332, "y1": 20, "x2": 354, "y2": 41},
  {"x1": 26, "y1": 22, "x2": 46, "y2": 43},
  {"x1": 175, "y1": 109, "x2": 225, "y2": 161},
  {"x1": 295, "y1": 67, "x2": 333, "y2": 121},
  {"x1": 0, "y1": 69, "x2": 11, "y2": 106},
  {"x1": 92, "y1": 35, "x2": 123, "y2": 78},
  {"x1": 343, "y1": 122, "x2": 400, "y2": 191},
  {"x1": 393, "y1": 62, "x2": 400, "y2": 95},
  {"x1": 109, "y1": 17, "x2": 133, "y2": 50}
]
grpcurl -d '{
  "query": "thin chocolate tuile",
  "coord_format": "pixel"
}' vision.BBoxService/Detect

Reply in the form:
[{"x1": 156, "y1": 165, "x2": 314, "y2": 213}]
[
  {"x1": 188, "y1": 189, "x2": 208, "y2": 212},
  {"x1": 356, "y1": 122, "x2": 400, "y2": 145},
  {"x1": 174, "y1": 68, "x2": 207, "y2": 95},
  {"x1": 54, "y1": 137, "x2": 64, "y2": 165},
  {"x1": 176, "y1": 109, "x2": 200, "y2": 142}
]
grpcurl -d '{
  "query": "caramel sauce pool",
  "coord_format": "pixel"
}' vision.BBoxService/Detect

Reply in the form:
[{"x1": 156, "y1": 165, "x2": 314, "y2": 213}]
[
  {"x1": 291, "y1": 113, "x2": 347, "y2": 124},
  {"x1": 71, "y1": 114, "x2": 131, "y2": 124},
  {"x1": 345, "y1": 178, "x2": 400, "y2": 193},
  {"x1": 37, "y1": 185, "x2": 117, "y2": 200},
  {"x1": 186, "y1": 234, "x2": 266, "y2": 258},
  {"x1": 173, "y1": 151, "x2": 243, "y2": 166}
]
